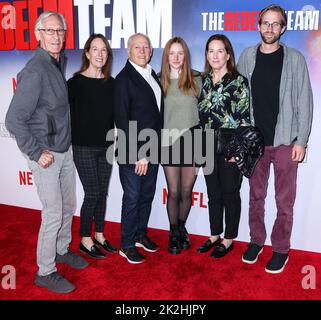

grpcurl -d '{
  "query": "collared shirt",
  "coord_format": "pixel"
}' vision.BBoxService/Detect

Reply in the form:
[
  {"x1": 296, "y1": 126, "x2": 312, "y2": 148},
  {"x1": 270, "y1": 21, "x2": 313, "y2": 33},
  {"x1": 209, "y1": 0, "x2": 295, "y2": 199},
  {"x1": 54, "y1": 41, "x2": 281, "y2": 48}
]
[
  {"x1": 50, "y1": 55, "x2": 64, "y2": 76},
  {"x1": 198, "y1": 72, "x2": 250, "y2": 130},
  {"x1": 36, "y1": 45, "x2": 65, "y2": 74},
  {"x1": 129, "y1": 60, "x2": 161, "y2": 110}
]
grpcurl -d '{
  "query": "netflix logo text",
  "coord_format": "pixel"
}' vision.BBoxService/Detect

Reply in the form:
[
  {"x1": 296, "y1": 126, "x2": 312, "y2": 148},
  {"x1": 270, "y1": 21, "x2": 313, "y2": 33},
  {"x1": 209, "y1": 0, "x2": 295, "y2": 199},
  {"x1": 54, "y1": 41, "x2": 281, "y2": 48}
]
[
  {"x1": 19, "y1": 170, "x2": 33, "y2": 186},
  {"x1": 162, "y1": 188, "x2": 207, "y2": 209}
]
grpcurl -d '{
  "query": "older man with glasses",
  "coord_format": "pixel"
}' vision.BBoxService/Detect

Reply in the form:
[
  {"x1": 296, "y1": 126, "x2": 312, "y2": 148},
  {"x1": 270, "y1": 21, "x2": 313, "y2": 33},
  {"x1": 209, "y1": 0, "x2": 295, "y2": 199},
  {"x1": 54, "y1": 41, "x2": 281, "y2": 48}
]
[
  {"x1": 237, "y1": 4, "x2": 313, "y2": 274},
  {"x1": 5, "y1": 11, "x2": 88, "y2": 294}
]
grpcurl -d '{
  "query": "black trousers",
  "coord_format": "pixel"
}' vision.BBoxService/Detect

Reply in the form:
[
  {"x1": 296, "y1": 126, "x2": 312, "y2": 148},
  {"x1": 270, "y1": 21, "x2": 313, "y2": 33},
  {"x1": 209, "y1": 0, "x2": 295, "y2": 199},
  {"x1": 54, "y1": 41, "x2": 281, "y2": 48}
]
[
  {"x1": 72, "y1": 145, "x2": 112, "y2": 237},
  {"x1": 204, "y1": 153, "x2": 242, "y2": 239}
]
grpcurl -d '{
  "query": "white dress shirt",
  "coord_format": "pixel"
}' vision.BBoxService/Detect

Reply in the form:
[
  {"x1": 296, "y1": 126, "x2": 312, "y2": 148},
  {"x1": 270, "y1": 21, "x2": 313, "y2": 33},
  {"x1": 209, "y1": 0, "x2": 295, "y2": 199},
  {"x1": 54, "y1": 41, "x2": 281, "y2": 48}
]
[{"x1": 129, "y1": 60, "x2": 161, "y2": 111}]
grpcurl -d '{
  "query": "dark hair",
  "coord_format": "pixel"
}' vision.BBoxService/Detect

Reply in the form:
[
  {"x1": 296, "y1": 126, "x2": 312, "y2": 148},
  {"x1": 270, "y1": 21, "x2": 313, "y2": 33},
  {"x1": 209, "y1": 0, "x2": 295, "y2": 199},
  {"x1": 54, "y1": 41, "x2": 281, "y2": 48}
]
[
  {"x1": 258, "y1": 4, "x2": 287, "y2": 26},
  {"x1": 74, "y1": 33, "x2": 113, "y2": 80},
  {"x1": 203, "y1": 34, "x2": 237, "y2": 77}
]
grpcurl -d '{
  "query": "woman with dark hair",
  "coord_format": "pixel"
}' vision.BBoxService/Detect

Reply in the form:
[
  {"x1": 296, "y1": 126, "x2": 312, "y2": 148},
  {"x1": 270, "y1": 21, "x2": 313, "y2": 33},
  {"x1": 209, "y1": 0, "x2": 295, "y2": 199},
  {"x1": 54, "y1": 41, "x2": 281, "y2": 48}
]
[
  {"x1": 160, "y1": 37, "x2": 202, "y2": 254},
  {"x1": 68, "y1": 34, "x2": 117, "y2": 259},
  {"x1": 197, "y1": 34, "x2": 250, "y2": 258}
]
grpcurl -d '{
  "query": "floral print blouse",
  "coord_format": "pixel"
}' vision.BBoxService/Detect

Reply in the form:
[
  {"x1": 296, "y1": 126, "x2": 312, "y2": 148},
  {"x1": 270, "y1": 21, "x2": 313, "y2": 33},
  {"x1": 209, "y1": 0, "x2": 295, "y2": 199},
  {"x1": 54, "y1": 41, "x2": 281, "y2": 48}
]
[{"x1": 198, "y1": 71, "x2": 250, "y2": 130}]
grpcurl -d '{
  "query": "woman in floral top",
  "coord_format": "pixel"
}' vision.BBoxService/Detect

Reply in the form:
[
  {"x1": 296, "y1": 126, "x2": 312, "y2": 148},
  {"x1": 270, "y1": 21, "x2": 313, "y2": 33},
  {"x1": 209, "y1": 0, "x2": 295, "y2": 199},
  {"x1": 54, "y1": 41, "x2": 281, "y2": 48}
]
[{"x1": 197, "y1": 34, "x2": 250, "y2": 258}]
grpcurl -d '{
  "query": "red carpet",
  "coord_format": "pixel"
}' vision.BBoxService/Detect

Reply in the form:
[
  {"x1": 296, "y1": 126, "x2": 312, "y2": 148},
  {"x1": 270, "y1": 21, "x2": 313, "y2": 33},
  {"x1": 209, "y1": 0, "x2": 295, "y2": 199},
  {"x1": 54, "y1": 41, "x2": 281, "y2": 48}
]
[{"x1": 0, "y1": 204, "x2": 320, "y2": 300}]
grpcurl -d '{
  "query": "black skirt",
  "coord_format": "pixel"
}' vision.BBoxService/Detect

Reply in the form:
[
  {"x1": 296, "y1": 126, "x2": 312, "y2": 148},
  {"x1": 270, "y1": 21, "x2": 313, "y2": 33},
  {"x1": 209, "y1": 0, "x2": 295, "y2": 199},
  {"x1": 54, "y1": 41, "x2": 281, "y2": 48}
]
[{"x1": 161, "y1": 126, "x2": 201, "y2": 167}]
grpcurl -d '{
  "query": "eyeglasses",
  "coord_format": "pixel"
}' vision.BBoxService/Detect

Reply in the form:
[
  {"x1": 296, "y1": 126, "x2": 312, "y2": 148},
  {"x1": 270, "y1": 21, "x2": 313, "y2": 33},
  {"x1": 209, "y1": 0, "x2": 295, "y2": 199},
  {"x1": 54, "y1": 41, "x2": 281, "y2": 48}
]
[
  {"x1": 38, "y1": 28, "x2": 66, "y2": 36},
  {"x1": 260, "y1": 21, "x2": 283, "y2": 30}
]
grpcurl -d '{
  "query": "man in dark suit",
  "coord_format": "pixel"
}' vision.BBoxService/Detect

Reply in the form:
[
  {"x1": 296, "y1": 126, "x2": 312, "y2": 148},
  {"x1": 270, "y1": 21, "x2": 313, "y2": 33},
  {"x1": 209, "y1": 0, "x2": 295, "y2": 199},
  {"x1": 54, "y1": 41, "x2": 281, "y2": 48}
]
[{"x1": 113, "y1": 33, "x2": 163, "y2": 264}]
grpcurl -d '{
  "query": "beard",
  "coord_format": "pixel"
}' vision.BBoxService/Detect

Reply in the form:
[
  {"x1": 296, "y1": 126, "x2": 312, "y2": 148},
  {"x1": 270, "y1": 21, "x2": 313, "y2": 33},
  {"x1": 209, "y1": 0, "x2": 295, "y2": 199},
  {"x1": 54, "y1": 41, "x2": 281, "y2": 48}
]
[{"x1": 260, "y1": 31, "x2": 281, "y2": 45}]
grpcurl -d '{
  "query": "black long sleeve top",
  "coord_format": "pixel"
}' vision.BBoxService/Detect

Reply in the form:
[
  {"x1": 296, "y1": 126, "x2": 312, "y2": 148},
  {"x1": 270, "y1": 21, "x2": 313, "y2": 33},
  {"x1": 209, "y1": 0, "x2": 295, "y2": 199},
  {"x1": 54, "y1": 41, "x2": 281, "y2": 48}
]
[{"x1": 67, "y1": 74, "x2": 115, "y2": 148}]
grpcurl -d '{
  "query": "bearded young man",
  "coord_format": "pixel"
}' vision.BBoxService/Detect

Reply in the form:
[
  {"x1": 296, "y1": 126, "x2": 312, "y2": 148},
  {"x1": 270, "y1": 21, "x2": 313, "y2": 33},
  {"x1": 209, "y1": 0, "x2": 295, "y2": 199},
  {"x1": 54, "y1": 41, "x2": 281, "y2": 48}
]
[{"x1": 237, "y1": 4, "x2": 313, "y2": 274}]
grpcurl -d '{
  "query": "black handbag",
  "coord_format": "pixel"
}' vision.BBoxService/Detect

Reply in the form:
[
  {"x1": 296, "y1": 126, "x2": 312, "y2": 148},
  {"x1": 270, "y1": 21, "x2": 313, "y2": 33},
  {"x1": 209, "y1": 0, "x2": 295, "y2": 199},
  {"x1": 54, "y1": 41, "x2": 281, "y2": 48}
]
[{"x1": 216, "y1": 127, "x2": 236, "y2": 155}]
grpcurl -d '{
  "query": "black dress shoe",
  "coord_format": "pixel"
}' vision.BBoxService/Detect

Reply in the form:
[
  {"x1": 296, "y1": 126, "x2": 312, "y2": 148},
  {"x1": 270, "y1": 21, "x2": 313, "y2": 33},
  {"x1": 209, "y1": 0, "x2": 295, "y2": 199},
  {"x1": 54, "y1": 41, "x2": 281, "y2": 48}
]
[
  {"x1": 93, "y1": 238, "x2": 117, "y2": 253},
  {"x1": 79, "y1": 242, "x2": 106, "y2": 259},
  {"x1": 196, "y1": 237, "x2": 221, "y2": 253},
  {"x1": 211, "y1": 242, "x2": 234, "y2": 258}
]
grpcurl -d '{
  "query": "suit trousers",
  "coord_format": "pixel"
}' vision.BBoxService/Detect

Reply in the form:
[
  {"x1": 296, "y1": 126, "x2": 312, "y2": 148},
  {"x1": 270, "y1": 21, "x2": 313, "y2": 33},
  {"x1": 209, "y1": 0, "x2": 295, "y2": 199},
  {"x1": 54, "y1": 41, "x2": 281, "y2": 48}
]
[
  {"x1": 26, "y1": 147, "x2": 76, "y2": 276},
  {"x1": 119, "y1": 163, "x2": 159, "y2": 249}
]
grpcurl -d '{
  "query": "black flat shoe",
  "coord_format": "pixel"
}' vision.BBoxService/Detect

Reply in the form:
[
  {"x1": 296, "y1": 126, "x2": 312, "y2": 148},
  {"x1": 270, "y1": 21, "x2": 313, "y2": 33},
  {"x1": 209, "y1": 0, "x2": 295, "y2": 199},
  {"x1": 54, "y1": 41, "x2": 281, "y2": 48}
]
[
  {"x1": 211, "y1": 242, "x2": 234, "y2": 258},
  {"x1": 79, "y1": 242, "x2": 106, "y2": 259},
  {"x1": 93, "y1": 238, "x2": 117, "y2": 253},
  {"x1": 196, "y1": 237, "x2": 221, "y2": 253}
]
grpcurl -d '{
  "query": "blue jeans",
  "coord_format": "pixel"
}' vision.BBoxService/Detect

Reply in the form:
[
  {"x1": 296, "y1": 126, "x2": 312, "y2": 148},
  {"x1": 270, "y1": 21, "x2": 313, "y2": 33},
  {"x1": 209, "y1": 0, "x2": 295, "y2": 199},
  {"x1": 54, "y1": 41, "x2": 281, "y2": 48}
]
[{"x1": 119, "y1": 163, "x2": 159, "y2": 249}]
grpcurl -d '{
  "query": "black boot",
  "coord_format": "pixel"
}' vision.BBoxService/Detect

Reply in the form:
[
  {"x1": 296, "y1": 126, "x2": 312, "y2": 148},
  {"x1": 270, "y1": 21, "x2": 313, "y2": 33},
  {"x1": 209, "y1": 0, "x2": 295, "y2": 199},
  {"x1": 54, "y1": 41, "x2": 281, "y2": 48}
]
[
  {"x1": 178, "y1": 219, "x2": 191, "y2": 250},
  {"x1": 168, "y1": 224, "x2": 181, "y2": 254}
]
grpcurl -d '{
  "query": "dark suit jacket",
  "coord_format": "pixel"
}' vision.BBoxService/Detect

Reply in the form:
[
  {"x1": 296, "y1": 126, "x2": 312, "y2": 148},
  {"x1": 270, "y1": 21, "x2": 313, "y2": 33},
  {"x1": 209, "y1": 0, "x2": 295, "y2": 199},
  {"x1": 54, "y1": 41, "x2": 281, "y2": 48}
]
[{"x1": 113, "y1": 60, "x2": 164, "y2": 163}]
